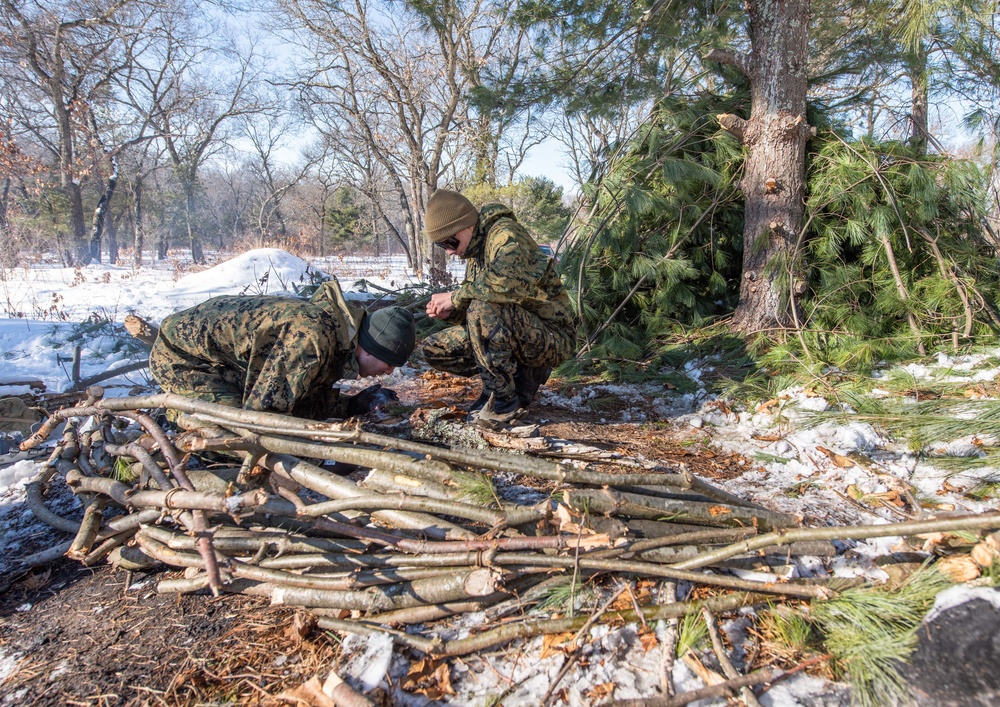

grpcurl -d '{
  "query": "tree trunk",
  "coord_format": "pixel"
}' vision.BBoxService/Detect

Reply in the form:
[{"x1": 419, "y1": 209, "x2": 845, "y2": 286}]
[
  {"x1": 133, "y1": 175, "x2": 144, "y2": 267},
  {"x1": 318, "y1": 193, "x2": 327, "y2": 258},
  {"x1": 158, "y1": 208, "x2": 170, "y2": 261},
  {"x1": 401, "y1": 186, "x2": 419, "y2": 274},
  {"x1": 724, "y1": 0, "x2": 813, "y2": 334},
  {"x1": 88, "y1": 154, "x2": 119, "y2": 265},
  {"x1": 907, "y1": 42, "x2": 929, "y2": 154},
  {"x1": 67, "y1": 181, "x2": 88, "y2": 260},
  {"x1": 183, "y1": 182, "x2": 204, "y2": 264},
  {"x1": 0, "y1": 177, "x2": 9, "y2": 234},
  {"x1": 51, "y1": 85, "x2": 88, "y2": 257},
  {"x1": 107, "y1": 209, "x2": 119, "y2": 265},
  {"x1": 473, "y1": 113, "x2": 497, "y2": 187}
]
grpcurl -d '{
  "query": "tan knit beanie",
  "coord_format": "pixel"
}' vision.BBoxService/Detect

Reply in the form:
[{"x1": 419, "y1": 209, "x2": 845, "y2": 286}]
[{"x1": 424, "y1": 189, "x2": 479, "y2": 242}]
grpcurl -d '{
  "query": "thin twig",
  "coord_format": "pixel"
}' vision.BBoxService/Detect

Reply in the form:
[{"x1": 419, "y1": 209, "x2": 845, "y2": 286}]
[
  {"x1": 612, "y1": 668, "x2": 779, "y2": 707},
  {"x1": 702, "y1": 606, "x2": 761, "y2": 707},
  {"x1": 541, "y1": 583, "x2": 631, "y2": 706}
]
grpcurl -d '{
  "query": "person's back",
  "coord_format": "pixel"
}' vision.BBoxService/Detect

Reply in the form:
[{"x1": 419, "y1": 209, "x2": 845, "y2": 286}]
[
  {"x1": 455, "y1": 203, "x2": 574, "y2": 331},
  {"x1": 151, "y1": 292, "x2": 353, "y2": 418},
  {"x1": 150, "y1": 278, "x2": 415, "y2": 420}
]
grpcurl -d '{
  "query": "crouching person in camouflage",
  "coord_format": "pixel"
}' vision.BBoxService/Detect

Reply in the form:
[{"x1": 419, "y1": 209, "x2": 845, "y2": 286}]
[
  {"x1": 149, "y1": 278, "x2": 416, "y2": 420},
  {"x1": 421, "y1": 189, "x2": 576, "y2": 426}
]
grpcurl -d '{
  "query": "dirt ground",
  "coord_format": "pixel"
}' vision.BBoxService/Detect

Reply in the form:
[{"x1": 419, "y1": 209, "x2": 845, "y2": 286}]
[{"x1": 0, "y1": 373, "x2": 766, "y2": 706}]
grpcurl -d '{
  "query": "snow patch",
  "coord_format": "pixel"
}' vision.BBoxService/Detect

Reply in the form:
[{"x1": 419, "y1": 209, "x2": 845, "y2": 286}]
[
  {"x1": 340, "y1": 631, "x2": 394, "y2": 692},
  {"x1": 0, "y1": 649, "x2": 21, "y2": 684},
  {"x1": 0, "y1": 459, "x2": 41, "y2": 497}
]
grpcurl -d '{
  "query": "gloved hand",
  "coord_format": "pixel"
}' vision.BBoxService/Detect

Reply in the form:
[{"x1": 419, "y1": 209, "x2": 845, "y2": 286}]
[{"x1": 345, "y1": 384, "x2": 399, "y2": 416}]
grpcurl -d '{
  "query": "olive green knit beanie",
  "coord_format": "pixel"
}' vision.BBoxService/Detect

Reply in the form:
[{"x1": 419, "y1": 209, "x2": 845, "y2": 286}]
[
  {"x1": 359, "y1": 306, "x2": 416, "y2": 367},
  {"x1": 424, "y1": 189, "x2": 479, "y2": 242}
]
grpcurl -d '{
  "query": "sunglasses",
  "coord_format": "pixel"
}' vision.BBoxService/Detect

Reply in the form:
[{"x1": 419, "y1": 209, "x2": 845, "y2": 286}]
[{"x1": 433, "y1": 236, "x2": 461, "y2": 250}]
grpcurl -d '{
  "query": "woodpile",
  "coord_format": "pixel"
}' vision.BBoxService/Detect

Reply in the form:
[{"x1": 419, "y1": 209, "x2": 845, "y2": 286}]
[{"x1": 18, "y1": 387, "x2": 1000, "y2": 659}]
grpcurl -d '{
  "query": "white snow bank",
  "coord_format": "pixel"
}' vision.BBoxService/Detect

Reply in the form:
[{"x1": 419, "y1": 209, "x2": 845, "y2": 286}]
[
  {"x1": 0, "y1": 460, "x2": 40, "y2": 498},
  {"x1": 165, "y1": 249, "x2": 324, "y2": 305}
]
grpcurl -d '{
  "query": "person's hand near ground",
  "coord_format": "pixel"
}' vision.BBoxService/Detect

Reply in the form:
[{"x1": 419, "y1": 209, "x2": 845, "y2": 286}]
[{"x1": 345, "y1": 384, "x2": 399, "y2": 416}]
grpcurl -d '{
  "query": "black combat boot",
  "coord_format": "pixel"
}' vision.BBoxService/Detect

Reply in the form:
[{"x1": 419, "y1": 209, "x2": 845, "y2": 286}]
[{"x1": 514, "y1": 366, "x2": 552, "y2": 408}]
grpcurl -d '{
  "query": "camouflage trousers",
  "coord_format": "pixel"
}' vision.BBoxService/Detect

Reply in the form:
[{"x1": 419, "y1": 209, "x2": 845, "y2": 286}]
[
  {"x1": 420, "y1": 299, "x2": 575, "y2": 400},
  {"x1": 149, "y1": 320, "x2": 243, "y2": 408}
]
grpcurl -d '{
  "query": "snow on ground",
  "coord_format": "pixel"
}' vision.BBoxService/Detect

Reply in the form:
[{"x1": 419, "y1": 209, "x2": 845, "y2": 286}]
[
  {"x1": 0, "y1": 249, "x2": 459, "y2": 396},
  {"x1": 2, "y1": 249, "x2": 999, "y2": 705}
]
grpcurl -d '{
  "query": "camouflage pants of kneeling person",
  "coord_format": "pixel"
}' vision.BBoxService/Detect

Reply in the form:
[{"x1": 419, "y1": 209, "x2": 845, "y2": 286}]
[
  {"x1": 149, "y1": 317, "x2": 246, "y2": 413},
  {"x1": 420, "y1": 299, "x2": 574, "y2": 401}
]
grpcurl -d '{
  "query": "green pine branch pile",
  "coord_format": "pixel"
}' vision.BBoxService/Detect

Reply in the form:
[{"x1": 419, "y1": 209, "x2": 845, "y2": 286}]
[
  {"x1": 565, "y1": 97, "x2": 1000, "y2": 380},
  {"x1": 561, "y1": 91, "x2": 746, "y2": 379}
]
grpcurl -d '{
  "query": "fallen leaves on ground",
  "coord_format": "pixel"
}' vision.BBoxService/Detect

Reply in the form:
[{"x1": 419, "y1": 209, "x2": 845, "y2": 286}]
[
  {"x1": 540, "y1": 631, "x2": 576, "y2": 659},
  {"x1": 403, "y1": 657, "x2": 455, "y2": 700},
  {"x1": 586, "y1": 682, "x2": 616, "y2": 700},
  {"x1": 277, "y1": 676, "x2": 337, "y2": 707},
  {"x1": 817, "y1": 446, "x2": 855, "y2": 468}
]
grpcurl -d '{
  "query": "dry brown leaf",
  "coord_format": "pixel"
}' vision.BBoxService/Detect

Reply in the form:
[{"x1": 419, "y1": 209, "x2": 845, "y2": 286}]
[
  {"x1": 817, "y1": 446, "x2": 855, "y2": 468},
  {"x1": 554, "y1": 503, "x2": 576, "y2": 527},
  {"x1": 552, "y1": 504, "x2": 613, "y2": 546},
  {"x1": 639, "y1": 630, "x2": 658, "y2": 652},
  {"x1": 756, "y1": 399, "x2": 780, "y2": 413},
  {"x1": 752, "y1": 433, "x2": 785, "y2": 442},
  {"x1": 705, "y1": 400, "x2": 731, "y2": 415},
  {"x1": 940, "y1": 479, "x2": 964, "y2": 494},
  {"x1": 403, "y1": 658, "x2": 455, "y2": 700},
  {"x1": 586, "y1": 683, "x2": 616, "y2": 700},
  {"x1": 937, "y1": 555, "x2": 981, "y2": 583},
  {"x1": 881, "y1": 490, "x2": 906, "y2": 508},
  {"x1": 540, "y1": 632, "x2": 575, "y2": 659},
  {"x1": 610, "y1": 593, "x2": 634, "y2": 612}
]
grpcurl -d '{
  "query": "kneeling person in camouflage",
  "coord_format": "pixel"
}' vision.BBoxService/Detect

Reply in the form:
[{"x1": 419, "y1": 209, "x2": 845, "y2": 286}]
[
  {"x1": 150, "y1": 279, "x2": 415, "y2": 420},
  {"x1": 421, "y1": 189, "x2": 576, "y2": 425}
]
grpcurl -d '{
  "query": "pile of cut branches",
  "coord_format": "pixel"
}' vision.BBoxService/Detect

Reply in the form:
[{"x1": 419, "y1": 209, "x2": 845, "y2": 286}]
[{"x1": 17, "y1": 388, "x2": 1000, "y2": 666}]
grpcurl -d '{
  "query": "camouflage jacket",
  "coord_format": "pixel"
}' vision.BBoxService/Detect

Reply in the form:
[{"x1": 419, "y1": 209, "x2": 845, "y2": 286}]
[
  {"x1": 451, "y1": 204, "x2": 574, "y2": 330},
  {"x1": 157, "y1": 279, "x2": 363, "y2": 419}
]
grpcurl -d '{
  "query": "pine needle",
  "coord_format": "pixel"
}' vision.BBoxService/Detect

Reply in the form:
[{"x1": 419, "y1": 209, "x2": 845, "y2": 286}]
[
  {"x1": 675, "y1": 610, "x2": 708, "y2": 657},
  {"x1": 808, "y1": 395, "x2": 1000, "y2": 451},
  {"x1": 536, "y1": 577, "x2": 595, "y2": 613},
  {"x1": 112, "y1": 455, "x2": 138, "y2": 482},
  {"x1": 811, "y1": 566, "x2": 951, "y2": 707},
  {"x1": 452, "y1": 470, "x2": 500, "y2": 508}
]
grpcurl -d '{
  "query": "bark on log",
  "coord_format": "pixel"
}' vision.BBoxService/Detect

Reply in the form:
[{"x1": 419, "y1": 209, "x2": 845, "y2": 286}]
[{"x1": 562, "y1": 488, "x2": 797, "y2": 531}]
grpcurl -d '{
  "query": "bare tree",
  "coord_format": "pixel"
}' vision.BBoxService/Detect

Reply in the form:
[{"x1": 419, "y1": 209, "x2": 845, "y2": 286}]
[
  {"x1": 237, "y1": 90, "x2": 315, "y2": 244},
  {"x1": 117, "y1": 13, "x2": 264, "y2": 263},
  {"x1": 279, "y1": 0, "x2": 541, "y2": 277},
  {"x1": 0, "y1": 0, "x2": 134, "y2": 261}
]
